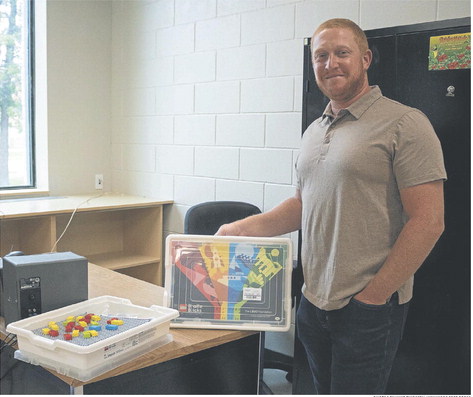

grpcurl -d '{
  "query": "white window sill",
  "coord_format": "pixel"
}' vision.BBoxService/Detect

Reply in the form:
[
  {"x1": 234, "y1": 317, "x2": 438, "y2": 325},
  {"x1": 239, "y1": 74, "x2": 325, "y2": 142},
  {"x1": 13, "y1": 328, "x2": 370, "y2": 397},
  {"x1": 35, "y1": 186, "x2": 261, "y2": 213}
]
[{"x1": 0, "y1": 189, "x2": 50, "y2": 200}]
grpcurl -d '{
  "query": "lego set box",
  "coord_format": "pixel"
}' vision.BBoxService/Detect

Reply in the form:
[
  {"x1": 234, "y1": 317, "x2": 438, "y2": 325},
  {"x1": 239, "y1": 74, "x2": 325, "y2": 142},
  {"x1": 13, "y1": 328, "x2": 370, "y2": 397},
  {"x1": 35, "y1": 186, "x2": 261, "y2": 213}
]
[{"x1": 165, "y1": 234, "x2": 293, "y2": 331}]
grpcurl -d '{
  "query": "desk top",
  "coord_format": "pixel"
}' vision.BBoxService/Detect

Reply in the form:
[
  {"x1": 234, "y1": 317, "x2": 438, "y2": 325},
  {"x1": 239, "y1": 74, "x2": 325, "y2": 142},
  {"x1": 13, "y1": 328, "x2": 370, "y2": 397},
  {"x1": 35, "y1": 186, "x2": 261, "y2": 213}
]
[
  {"x1": 1, "y1": 264, "x2": 257, "y2": 388},
  {"x1": 0, "y1": 193, "x2": 173, "y2": 219}
]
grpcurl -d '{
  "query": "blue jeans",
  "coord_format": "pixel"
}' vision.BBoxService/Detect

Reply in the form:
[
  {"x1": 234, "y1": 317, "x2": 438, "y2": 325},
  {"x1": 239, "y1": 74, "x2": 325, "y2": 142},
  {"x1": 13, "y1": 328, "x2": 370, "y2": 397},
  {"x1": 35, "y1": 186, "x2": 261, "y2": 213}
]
[{"x1": 296, "y1": 293, "x2": 409, "y2": 394}]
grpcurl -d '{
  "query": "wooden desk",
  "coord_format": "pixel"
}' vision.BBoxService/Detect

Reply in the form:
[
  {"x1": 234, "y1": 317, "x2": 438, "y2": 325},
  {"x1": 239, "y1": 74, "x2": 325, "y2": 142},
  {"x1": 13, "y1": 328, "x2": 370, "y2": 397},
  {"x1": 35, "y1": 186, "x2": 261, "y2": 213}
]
[{"x1": 1, "y1": 264, "x2": 261, "y2": 394}]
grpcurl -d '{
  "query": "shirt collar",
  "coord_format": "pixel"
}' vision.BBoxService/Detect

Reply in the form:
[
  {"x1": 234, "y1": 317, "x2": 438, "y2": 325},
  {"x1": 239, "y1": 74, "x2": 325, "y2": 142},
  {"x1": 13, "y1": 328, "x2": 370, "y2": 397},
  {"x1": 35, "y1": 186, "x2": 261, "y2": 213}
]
[{"x1": 322, "y1": 85, "x2": 383, "y2": 121}]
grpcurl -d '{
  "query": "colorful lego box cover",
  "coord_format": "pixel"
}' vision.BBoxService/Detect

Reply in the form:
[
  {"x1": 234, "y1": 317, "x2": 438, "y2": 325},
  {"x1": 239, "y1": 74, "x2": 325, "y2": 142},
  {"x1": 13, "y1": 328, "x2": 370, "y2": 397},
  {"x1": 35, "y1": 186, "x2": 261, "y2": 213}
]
[{"x1": 165, "y1": 235, "x2": 292, "y2": 331}]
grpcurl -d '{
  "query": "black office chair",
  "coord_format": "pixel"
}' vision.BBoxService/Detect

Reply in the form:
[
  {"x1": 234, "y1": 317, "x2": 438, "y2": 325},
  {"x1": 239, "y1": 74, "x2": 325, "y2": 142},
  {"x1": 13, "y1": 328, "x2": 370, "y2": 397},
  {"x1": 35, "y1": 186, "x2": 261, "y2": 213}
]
[
  {"x1": 184, "y1": 201, "x2": 293, "y2": 393},
  {"x1": 184, "y1": 201, "x2": 261, "y2": 235}
]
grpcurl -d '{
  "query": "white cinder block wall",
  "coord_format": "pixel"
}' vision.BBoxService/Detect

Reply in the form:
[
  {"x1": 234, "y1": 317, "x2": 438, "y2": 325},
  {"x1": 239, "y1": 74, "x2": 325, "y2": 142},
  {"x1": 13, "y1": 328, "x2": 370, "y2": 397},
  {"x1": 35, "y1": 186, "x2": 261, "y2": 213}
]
[
  {"x1": 109, "y1": 0, "x2": 470, "y2": 357},
  {"x1": 110, "y1": 0, "x2": 470, "y2": 240},
  {"x1": 111, "y1": 0, "x2": 305, "y2": 246}
]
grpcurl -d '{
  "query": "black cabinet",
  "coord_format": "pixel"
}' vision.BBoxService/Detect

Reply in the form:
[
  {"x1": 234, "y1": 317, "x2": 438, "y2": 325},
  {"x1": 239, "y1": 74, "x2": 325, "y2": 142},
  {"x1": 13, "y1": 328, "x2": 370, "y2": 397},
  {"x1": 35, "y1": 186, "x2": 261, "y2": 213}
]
[{"x1": 295, "y1": 18, "x2": 470, "y2": 395}]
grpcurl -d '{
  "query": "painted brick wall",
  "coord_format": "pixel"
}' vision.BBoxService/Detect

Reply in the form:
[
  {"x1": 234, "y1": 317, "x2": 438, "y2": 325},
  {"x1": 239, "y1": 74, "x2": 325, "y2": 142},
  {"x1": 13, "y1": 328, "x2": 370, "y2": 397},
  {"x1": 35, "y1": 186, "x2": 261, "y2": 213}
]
[{"x1": 110, "y1": 0, "x2": 470, "y2": 242}]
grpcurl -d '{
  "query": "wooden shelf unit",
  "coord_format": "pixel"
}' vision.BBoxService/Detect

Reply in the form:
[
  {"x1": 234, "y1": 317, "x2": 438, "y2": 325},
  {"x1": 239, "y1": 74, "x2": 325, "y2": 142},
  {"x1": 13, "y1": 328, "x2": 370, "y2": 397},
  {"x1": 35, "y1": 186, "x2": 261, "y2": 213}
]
[{"x1": 0, "y1": 194, "x2": 172, "y2": 286}]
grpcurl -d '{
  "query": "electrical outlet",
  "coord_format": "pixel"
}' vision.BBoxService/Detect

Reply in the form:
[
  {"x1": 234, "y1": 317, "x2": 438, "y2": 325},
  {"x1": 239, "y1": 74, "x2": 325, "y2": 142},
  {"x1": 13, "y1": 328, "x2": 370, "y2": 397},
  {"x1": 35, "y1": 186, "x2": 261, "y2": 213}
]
[{"x1": 95, "y1": 174, "x2": 104, "y2": 190}]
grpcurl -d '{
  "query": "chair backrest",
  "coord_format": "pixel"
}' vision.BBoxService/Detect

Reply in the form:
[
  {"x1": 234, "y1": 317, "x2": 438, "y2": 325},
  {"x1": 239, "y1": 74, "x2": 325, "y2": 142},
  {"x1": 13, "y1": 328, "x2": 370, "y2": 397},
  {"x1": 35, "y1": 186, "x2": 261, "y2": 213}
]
[{"x1": 184, "y1": 201, "x2": 261, "y2": 235}]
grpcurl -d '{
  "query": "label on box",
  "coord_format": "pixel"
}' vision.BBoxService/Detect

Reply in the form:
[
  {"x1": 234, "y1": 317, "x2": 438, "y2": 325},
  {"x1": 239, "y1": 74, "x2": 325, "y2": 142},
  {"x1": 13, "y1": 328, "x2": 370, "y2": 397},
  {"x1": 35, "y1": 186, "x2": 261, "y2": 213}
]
[
  {"x1": 243, "y1": 287, "x2": 262, "y2": 301},
  {"x1": 103, "y1": 328, "x2": 154, "y2": 359}
]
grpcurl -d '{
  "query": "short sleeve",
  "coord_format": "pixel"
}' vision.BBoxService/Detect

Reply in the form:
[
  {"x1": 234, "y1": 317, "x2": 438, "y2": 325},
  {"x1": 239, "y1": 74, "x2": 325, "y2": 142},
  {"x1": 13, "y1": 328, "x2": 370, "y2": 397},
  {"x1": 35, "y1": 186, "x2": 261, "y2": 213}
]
[
  {"x1": 393, "y1": 110, "x2": 447, "y2": 190},
  {"x1": 294, "y1": 152, "x2": 301, "y2": 190}
]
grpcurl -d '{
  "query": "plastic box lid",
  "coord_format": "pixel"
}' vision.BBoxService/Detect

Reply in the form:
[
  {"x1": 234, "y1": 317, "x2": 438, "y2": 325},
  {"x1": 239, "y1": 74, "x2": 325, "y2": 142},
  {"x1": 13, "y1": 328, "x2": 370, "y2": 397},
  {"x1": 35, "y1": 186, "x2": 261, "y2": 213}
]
[{"x1": 165, "y1": 234, "x2": 292, "y2": 331}]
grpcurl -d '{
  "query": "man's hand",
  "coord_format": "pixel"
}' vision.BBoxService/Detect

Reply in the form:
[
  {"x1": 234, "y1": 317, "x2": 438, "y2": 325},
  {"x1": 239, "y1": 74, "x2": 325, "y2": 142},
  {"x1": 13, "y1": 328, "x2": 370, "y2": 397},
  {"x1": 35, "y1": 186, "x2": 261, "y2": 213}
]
[
  {"x1": 353, "y1": 291, "x2": 388, "y2": 305},
  {"x1": 215, "y1": 222, "x2": 242, "y2": 236}
]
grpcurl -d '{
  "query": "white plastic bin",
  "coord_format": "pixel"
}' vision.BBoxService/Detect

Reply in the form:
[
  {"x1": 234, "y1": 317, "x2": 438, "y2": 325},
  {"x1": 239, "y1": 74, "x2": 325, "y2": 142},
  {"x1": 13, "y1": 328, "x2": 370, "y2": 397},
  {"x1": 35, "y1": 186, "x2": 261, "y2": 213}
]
[{"x1": 6, "y1": 295, "x2": 179, "y2": 381}]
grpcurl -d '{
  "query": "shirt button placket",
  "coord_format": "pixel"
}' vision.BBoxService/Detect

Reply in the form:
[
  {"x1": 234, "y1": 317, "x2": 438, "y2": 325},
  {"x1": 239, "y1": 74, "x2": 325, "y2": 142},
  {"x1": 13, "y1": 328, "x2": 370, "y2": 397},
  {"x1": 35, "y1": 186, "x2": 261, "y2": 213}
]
[{"x1": 320, "y1": 126, "x2": 332, "y2": 160}]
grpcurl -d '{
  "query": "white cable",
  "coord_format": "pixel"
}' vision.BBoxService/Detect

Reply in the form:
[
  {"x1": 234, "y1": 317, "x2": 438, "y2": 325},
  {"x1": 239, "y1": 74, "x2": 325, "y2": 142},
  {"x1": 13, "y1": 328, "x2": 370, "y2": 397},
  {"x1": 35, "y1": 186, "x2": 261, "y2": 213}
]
[{"x1": 50, "y1": 193, "x2": 104, "y2": 253}]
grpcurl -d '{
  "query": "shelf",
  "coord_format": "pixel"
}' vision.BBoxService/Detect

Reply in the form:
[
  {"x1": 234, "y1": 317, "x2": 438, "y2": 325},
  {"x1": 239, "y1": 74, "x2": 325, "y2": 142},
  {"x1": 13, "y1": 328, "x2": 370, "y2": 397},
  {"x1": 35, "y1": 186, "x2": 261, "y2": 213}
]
[
  {"x1": 0, "y1": 194, "x2": 172, "y2": 286},
  {"x1": 0, "y1": 194, "x2": 173, "y2": 219}
]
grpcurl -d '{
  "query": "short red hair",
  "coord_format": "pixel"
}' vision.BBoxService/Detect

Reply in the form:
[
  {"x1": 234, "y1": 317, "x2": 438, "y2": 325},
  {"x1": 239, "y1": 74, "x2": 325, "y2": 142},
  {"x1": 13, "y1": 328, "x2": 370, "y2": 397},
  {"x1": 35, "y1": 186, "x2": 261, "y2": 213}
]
[{"x1": 311, "y1": 18, "x2": 369, "y2": 54}]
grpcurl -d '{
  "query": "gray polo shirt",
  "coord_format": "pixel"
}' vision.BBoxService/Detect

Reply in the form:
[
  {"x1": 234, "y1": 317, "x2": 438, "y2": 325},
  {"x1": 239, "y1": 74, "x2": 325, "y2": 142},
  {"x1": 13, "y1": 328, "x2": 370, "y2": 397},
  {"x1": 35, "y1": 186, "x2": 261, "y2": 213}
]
[{"x1": 295, "y1": 86, "x2": 447, "y2": 310}]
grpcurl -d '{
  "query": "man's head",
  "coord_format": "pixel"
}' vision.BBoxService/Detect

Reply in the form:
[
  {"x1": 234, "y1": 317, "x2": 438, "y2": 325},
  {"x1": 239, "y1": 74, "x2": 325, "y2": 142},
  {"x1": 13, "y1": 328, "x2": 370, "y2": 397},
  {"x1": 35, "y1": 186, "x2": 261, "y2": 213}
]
[
  {"x1": 311, "y1": 19, "x2": 372, "y2": 108},
  {"x1": 311, "y1": 18, "x2": 369, "y2": 55}
]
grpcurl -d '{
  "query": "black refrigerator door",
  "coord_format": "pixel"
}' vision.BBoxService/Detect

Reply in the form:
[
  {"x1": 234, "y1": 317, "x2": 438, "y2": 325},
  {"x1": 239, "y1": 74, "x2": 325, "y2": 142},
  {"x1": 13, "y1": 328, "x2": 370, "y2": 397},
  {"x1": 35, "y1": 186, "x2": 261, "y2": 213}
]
[
  {"x1": 384, "y1": 27, "x2": 470, "y2": 395},
  {"x1": 295, "y1": 18, "x2": 470, "y2": 395}
]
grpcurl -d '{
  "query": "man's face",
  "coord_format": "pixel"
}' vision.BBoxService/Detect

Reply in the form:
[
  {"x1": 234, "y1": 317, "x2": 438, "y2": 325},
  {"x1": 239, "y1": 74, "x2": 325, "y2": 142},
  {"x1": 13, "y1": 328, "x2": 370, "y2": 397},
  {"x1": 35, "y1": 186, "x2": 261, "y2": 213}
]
[{"x1": 311, "y1": 28, "x2": 371, "y2": 104}]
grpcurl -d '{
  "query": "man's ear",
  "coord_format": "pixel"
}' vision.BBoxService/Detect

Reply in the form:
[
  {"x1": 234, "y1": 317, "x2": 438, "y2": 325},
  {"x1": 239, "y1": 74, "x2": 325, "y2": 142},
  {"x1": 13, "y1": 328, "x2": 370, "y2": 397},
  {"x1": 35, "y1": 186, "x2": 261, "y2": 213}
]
[{"x1": 363, "y1": 49, "x2": 373, "y2": 70}]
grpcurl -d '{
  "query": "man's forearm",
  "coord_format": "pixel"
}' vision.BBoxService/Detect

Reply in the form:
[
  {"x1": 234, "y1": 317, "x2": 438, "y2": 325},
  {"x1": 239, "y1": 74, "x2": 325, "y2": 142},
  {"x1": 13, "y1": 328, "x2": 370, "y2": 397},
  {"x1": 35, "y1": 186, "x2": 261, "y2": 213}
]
[
  {"x1": 355, "y1": 215, "x2": 444, "y2": 304},
  {"x1": 216, "y1": 195, "x2": 302, "y2": 237}
]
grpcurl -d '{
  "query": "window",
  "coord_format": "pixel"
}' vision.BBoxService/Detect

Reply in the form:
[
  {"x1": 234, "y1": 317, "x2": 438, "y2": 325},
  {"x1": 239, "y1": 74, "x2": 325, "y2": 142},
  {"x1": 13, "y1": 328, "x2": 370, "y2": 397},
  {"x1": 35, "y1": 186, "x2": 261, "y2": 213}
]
[{"x1": 0, "y1": 0, "x2": 34, "y2": 190}]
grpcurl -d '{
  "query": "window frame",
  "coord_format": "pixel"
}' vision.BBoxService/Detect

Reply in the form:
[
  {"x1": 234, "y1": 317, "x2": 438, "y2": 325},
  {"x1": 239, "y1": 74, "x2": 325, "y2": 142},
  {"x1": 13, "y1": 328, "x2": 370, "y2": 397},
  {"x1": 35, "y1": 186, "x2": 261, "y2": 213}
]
[
  {"x1": 0, "y1": 0, "x2": 36, "y2": 191},
  {"x1": 27, "y1": 0, "x2": 36, "y2": 190}
]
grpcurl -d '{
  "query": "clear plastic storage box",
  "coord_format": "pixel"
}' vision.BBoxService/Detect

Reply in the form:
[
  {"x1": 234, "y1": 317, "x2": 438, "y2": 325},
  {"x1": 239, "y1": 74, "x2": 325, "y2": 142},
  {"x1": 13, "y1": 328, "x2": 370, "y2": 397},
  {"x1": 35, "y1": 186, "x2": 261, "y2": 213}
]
[
  {"x1": 6, "y1": 295, "x2": 179, "y2": 381},
  {"x1": 165, "y1": 234, "x2": 292, "y2": 331}
]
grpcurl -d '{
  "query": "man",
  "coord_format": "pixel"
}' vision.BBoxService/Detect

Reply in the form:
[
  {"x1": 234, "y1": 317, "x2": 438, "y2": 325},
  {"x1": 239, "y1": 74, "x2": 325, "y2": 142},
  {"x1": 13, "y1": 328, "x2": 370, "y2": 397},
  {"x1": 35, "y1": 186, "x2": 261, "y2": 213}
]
[{"x1": 216, "y1": 18, "x2": 446, "y2": 394}]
